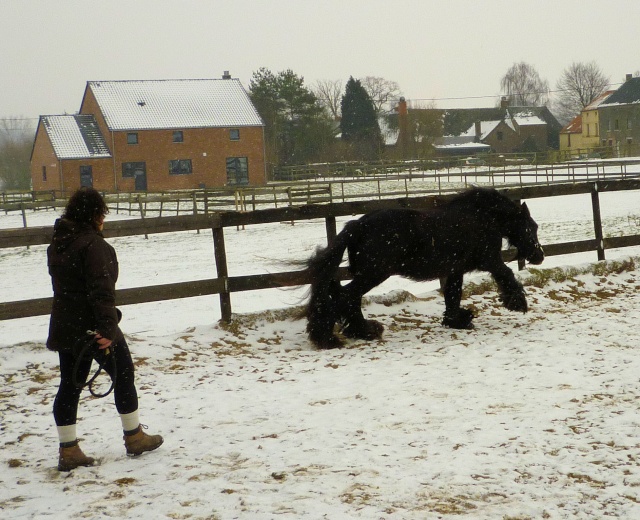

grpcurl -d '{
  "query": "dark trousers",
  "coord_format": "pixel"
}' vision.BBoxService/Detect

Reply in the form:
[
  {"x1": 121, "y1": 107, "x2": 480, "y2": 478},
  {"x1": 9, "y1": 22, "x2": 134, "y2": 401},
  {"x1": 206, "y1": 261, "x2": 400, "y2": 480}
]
[{"x1": 53, "y1": 337, "x2": 139, "y2": 426}]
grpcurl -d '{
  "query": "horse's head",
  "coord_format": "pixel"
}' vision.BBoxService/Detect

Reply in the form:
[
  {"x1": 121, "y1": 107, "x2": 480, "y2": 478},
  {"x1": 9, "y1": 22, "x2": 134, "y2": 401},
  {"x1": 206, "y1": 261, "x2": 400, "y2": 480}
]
[{"x1": 510, "y1": 202, "x2": 544, "y2": 265}]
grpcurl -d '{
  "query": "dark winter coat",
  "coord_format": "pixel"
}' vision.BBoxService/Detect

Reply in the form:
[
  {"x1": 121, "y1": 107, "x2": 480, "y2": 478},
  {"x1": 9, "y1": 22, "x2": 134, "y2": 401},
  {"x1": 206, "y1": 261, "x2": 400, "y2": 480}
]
[{"x1": 46, "y1": 218, "x2": 123, "y2": 352}]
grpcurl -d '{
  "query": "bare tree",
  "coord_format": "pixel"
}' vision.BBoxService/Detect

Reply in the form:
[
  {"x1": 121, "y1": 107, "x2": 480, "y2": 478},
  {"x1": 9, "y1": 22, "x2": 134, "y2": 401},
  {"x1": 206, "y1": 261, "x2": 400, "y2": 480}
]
[
  {"x1": 500, "y1": 62, "x2": 549, "y2": 106},
  {"x1": 312, "y1": 79, "x2": 343, "y2": 120},
  {"x1": 0, "y1": 117, "x2": 35, "y2": 190},
  {"x1": 554, "y1": 61, "x2": 610, "y2": 124},
  {"x1": 361, "y1": 76, "x2": 402, "y2": 116}
]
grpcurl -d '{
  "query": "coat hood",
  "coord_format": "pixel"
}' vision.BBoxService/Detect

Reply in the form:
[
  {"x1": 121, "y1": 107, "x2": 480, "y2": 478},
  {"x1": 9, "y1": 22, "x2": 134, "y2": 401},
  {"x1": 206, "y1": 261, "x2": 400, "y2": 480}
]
[{"x1": 51, "y1": 218, "x2": 99, "y2": 254}]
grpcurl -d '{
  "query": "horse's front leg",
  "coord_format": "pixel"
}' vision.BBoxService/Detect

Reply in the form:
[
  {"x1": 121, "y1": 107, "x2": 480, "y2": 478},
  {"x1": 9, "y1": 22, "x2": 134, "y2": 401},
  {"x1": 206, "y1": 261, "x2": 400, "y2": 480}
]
[
  {"x1": 340, "y1": 277, "x2": 385, "y2": 340},
  {"x1": 441, "y1": 273, "x2": 474, "y2": 329},
  {"x1": 489, "y1": 263, "x2": 527, "y2": 312}
]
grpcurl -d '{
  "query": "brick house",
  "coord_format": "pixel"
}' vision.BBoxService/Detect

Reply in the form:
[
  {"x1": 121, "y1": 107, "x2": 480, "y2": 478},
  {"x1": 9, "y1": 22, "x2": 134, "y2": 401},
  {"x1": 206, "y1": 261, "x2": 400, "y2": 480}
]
[
  {"x1": 388, "y1": 97, "x2": 561, "y2": 157},
  {"x1": 598, "y1": 74, "x2": 640, "y2": 155},
  {"x1": 31, "y1": 76, "x2": 266, "y2": 194},
  {"x1": 435, "y1": 100, "x2": 560, "y2": 155}
]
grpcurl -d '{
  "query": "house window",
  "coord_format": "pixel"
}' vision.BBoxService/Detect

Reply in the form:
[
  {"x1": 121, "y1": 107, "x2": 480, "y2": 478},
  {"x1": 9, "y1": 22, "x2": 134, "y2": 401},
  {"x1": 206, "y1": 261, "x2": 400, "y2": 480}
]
[
  {"x1": 122, "y1": 162, "x2": 146, "y2": 178},
  {"x1": 627, "y1": 137, "x2": 633, "y2": 145},
  {"x1": 226, "y1": 157, "x2": 248, "y2": 185},
  {"x1": 497, "y1": 131, "x2": 503, "y2": 141},
  {"x1": 229, "y1": 129, "x2": 240, "y2": 141},
  {"x1": 169, "y1": 159, "x2": 192, "y2": 175},
  {"x1": 595, "y1": 123, "x2": 599, "y2": 137},
  {"x1": 628, "y1": 119, "x2": 633, "y2": 130},
  {"x1": 80, "y1": 165, "x2": 93, "y2": 187},
  {"x1": 173, "y1": 131, "x2": 184, "y2": 143},
  {"x1": 567, "y1": 134, "x2": 571, "y2": 147},
  {"x1": 42, "y1": 166, "x2": 47, "y2": 182},
  {"x1": 127, "y1": 132, "x2": 138, "y2": 145},
  {"x1": 586, "y1": 124, "x2": 590, "y2": 136},
  {"x1": 615, "y1": 119, "x2": 619, "y2": 131}
]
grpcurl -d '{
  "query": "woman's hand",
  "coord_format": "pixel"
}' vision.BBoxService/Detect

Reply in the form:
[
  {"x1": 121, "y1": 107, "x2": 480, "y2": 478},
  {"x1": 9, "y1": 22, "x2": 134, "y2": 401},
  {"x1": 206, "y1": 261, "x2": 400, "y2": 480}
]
[{"x1": 94, "y1": 333, "x2": 113, "y2": 350}]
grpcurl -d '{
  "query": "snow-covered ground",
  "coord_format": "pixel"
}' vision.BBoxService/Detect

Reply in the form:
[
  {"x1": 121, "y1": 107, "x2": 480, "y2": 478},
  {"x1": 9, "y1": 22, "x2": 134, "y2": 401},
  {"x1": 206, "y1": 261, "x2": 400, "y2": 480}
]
[{"x1": 1, "y1": 184, "x2": 640, "y2": 519}]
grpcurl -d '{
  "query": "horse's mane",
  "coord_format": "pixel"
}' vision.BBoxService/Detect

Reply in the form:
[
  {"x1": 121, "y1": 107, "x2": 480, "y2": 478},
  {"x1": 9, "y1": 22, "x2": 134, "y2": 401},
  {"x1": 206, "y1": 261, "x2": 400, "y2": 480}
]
[{"x1": 443, "y1": 187, "x2": 520, "y2": 218}]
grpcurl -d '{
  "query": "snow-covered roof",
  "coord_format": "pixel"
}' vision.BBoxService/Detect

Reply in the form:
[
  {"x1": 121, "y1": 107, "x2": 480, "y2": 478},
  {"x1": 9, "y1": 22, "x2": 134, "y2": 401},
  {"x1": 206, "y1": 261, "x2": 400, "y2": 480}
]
[
  {"x1": 599, "y1": 77, "x2": 640, "y2": 107},
  {"x1": 583, "y1": 91, "x2": 615, "y2": 111},
  {"x1": 560, "y1": 114, "x2": 582, "y2": 134},
  {"x1": 41, "y1": 115, "x2": 111, "y2": 159},
  {"x1": 458, "y1": 120, "x2": 502, "y2": 140},
  {"x1": 509, "y1": 109, "x2": 546, "y2": 126},
  {"x1": 434, "y1": 142, "x2": 490, "y2": 151},
  {"x1": 85, "y1": 79, "x2": 264, "y2": 131}
]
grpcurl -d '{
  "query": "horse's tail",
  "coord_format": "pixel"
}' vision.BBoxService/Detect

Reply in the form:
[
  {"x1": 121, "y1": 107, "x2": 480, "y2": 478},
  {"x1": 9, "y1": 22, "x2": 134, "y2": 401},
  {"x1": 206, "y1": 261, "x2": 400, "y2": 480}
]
[{"x1": 305, "y1": 220, "x2": 358, "y2": 347}]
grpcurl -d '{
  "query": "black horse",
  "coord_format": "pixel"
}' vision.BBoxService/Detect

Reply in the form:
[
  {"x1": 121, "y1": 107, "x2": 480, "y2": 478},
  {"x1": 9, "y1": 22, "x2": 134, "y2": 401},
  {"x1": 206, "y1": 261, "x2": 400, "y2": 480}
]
[{"x1": 303, "y1": 187, "x2": 545, "y2": 349}]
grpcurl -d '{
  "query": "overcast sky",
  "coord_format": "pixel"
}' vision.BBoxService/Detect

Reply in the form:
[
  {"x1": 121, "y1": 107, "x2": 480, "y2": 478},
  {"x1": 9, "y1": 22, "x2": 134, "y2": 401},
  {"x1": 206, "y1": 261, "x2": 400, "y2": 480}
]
[{"x1": 2, "y1": 0, "x2": 639, "y2": 124}]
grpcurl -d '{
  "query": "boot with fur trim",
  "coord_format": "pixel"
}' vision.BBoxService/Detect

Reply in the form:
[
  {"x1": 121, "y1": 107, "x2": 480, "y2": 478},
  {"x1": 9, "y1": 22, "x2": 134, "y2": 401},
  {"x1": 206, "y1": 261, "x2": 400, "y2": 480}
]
[
  {"x1": 123, "y1": 424, "x2": 163, "y2": 456},
  {"x1": 58, "y1": 441, "x2": 95, "y2": 471}
]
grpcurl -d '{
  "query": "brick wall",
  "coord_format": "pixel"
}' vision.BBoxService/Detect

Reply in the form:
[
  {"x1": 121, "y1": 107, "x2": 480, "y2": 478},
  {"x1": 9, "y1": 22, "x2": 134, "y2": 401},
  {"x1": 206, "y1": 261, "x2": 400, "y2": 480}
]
[
  {"x1": 78, "y1": 87, "x2": 266, "y2": 191},
  {"x1": 111, "y1": 126, "x2": 266, "y2": 192}
]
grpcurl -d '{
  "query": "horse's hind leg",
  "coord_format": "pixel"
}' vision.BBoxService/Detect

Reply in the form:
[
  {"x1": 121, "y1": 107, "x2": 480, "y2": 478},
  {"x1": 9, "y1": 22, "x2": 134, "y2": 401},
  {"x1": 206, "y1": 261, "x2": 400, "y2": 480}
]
[
  {"x1": 340, "y1": 275, "x2": 386, "y2": 340},
  {"x1": 441, "y1": 273, "x2": 474, "y2": 329},
  {"x1": 307, "y1": 279, "x2": 344, "y2": 349}
]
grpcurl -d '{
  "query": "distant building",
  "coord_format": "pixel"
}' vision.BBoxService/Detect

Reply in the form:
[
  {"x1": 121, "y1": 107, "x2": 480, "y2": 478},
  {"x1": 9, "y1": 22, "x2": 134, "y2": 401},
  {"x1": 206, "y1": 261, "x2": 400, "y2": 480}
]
[
  {"x1": 387, "y1": 97, "x2": 561, "y2": 158},
  {"x1": 598, "y1": 74, "x2": 640, "y2": 156},
  {"x1": 31, "y1": 75, "x2": 266, "y2": 194},
  {"x1": 581, "y1": 90, "x2": 614, "y2": 149},
  {"x1": 559, "y1": 90, "x2": 614, "y2": 157},
  {"x1": 559, "y1": 114, "x2": 584, "y2": 155}
]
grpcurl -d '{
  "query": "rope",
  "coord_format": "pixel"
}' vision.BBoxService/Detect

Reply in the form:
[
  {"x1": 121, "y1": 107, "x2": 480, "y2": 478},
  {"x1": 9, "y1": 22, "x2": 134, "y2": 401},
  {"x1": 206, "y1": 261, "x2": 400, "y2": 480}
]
[{"x1": 72, "y1": 331, "x2": 116, "y2": 398}]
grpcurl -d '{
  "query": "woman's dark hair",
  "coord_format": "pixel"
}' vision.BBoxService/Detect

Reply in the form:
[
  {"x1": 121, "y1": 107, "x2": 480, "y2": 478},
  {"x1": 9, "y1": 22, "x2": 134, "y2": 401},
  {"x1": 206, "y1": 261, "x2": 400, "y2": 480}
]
[{"x1": 62, "y1": 187, "x2": 109, "y2": 229}]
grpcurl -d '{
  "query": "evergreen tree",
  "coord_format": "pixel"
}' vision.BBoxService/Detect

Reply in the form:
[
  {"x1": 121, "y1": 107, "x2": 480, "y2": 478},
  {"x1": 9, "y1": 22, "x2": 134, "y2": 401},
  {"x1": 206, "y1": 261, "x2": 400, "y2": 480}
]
[
  {"x1": 340, "y1": 77, "x2": 383, "y2": 159},
  {"x1": 249, "y1": 68, "x2": 335, "y2": 167}
]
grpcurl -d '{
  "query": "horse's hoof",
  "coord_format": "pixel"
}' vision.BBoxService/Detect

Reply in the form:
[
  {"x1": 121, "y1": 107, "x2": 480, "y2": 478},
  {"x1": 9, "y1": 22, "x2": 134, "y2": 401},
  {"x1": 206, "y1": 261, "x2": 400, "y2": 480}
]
[
  {"x1": 502, "y1": 292, "x2": 528, "y2": 312},
  {"x1": 364, "y1": 320, "x2": 384, "y2": 339},
  {"x1": 313, "y1": 336, "x2": 344, "y2": 350},
  {"x1": 442, "y1": 309, "x2": 474, "y2": 329},
  {"x1": 343, "y1": 320, "x2": 384, "y2": 340}
]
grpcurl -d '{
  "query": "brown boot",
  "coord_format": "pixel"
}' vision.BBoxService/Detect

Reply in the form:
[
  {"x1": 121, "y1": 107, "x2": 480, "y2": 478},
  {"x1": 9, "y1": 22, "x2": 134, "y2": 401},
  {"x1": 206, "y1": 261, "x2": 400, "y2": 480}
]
[
  {"x1": 123, "y1": 425, "x2": 163, "y2": 456},
  {"x1": 58, "y1": 442, "x2": 95, "y2": 471}
]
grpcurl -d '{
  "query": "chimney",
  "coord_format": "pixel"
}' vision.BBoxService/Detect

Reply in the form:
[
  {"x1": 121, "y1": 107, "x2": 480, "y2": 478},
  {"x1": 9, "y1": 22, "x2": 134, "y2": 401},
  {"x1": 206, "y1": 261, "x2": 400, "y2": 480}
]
[
  {"x1": 626, "y1": 73, "x2": 633, "y2": 82},
  {"x1": 475, "y1": 121, "x2": 482, "y2": 141},
  {"x1": 500, "y1": 96, "x2": 509, "y2": 109},
  {"x1": 222, "y1": 71, "x2": 231, "y2": 80},
  {"x1": 397, "y1": 97, "x2": 409, "y2": 159},
  {"x1": 397, "y1": 96, "x2": 408, "y2": 116}
]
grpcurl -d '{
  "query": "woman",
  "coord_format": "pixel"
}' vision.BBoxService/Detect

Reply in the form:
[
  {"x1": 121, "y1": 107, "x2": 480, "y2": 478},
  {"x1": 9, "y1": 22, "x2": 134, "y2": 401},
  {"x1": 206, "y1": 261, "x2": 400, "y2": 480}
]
[{"x1": 47, "y1": 187, "x2": 163, "y2": 471}]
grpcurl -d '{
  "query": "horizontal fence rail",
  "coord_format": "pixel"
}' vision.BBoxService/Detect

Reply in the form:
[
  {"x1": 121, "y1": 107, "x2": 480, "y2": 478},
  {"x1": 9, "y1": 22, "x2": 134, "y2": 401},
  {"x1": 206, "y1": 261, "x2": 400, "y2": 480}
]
[
  {"x1": 3, "y1": 159, "x2": 640, "y2": 221},
  {"x1": 1, "y1": 180, "x2": 640, "y2": 322}
]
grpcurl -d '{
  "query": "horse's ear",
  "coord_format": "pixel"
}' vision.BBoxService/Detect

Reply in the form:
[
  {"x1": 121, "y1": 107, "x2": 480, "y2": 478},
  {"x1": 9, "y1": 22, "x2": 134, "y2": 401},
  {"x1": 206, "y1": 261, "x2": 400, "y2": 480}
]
[{"x1": 521, "y1": 202, "x2": 530, "y2": 217}]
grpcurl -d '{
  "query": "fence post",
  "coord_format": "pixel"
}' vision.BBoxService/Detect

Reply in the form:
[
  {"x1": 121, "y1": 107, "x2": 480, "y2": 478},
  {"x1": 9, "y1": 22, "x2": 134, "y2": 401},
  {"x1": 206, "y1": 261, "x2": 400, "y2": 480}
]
[
  {"x1": 325, "y1": 216, "x2": 337, "y2": 245},
  {"x1": 591, "y1": 183, "x2": 605, "y2": 261},
  {"x1": 514, "y1": 200, "x2": 525, "y2": 270},
  {"x1": 192, "y1": 192, "x2": 200, "y2": 234},
  {"x1": 212, "y1": 225, "x2": 232, "y2": 322},
  {"x1": 137, "y1": 196, "x2": 148, "y2": 239}
]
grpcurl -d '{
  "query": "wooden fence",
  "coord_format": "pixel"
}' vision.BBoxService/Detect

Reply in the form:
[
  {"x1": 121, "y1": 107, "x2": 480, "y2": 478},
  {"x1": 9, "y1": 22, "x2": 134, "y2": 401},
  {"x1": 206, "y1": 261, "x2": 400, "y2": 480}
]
[
  {"x1": 2, "y1": 180, "x2": 640, "y2": 323},
  {"x1": 4, "y1": 158, "x2": 640, "y2": 221}
]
